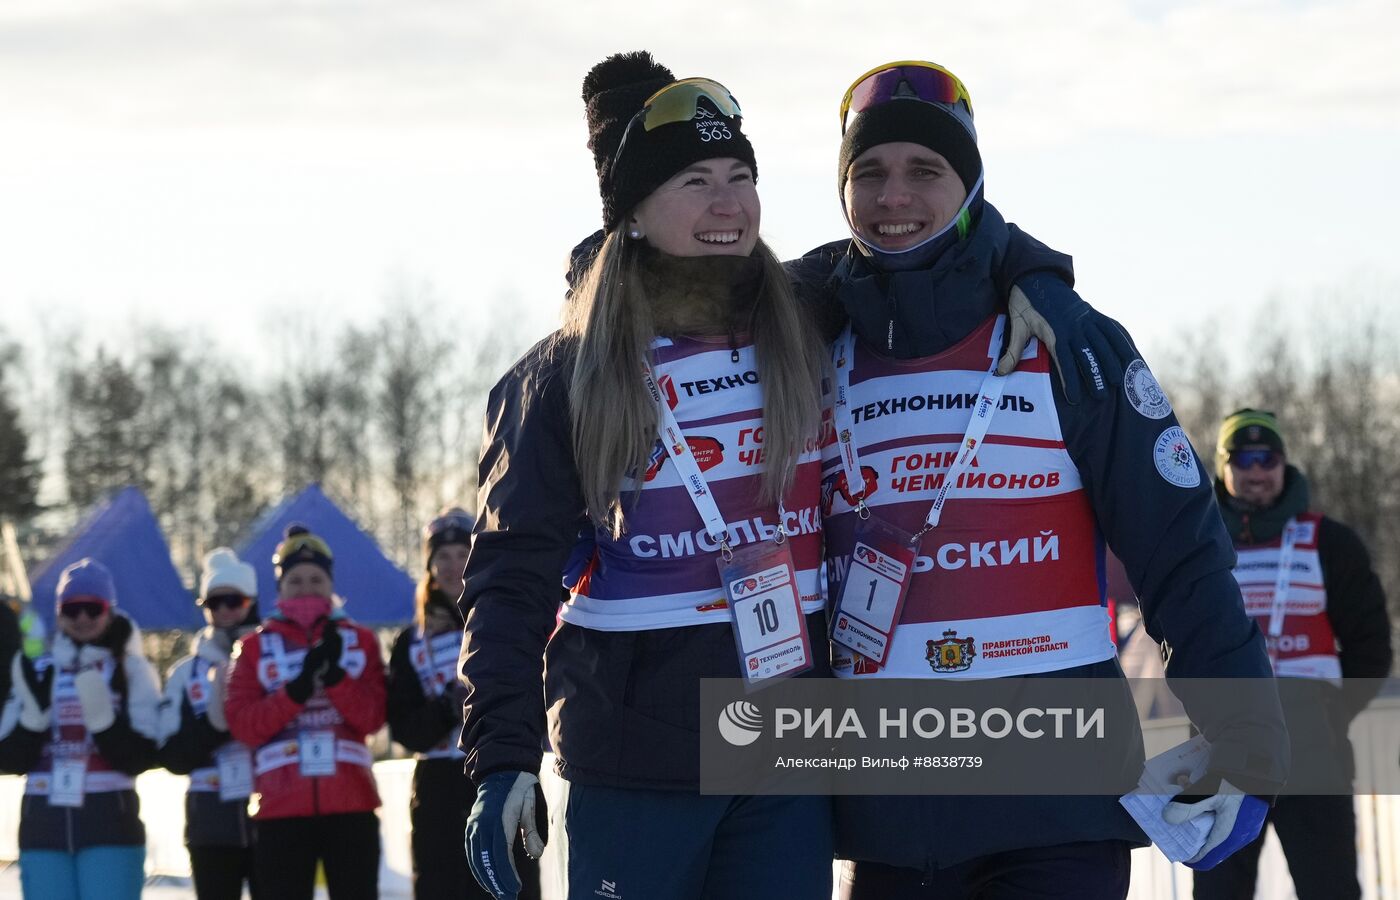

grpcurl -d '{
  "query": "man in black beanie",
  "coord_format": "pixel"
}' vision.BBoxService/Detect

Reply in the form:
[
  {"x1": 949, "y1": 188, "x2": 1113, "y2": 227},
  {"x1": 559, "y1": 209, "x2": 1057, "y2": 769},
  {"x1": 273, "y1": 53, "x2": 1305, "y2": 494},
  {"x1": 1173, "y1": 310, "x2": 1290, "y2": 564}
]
[{"x1": 818, "y1": 61, "x2": 1289, "y2": 899}]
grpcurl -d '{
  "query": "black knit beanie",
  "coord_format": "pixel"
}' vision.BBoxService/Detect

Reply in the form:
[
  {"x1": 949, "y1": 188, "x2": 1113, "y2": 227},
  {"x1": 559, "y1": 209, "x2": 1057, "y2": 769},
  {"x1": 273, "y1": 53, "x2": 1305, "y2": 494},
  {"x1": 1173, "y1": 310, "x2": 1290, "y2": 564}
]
[
  {"x1": 837, "y1": 97, "x2": 981, "y2": 198},
  {"x1": 584, "y1": 51, "x2": 758, "y2": 233},
  {"x1": 272, "y1": 523, "x2": 333, "y2": 582},
  {"x1": 423, "y1": 507, "x2": 473, "y2": 572}
]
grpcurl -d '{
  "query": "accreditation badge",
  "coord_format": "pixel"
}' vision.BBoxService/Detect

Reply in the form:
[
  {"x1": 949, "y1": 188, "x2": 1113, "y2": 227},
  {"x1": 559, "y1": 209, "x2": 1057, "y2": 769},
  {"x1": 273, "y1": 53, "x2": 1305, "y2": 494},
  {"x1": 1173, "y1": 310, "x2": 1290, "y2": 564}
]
[
  {"x1": 718, "y1": 540, "x2": 813, "y2": 689},
  {"x1": 298, "y1": 730, "x2": 337, "y2": 777},
  {"x1": 49, "y1": 757, "x2": 87, "y2": 808},
  {"x1": 830, "y1": 517, "x2": 918, "y2": 666},
  {"x1": 216, "y1": 743, "x2": 254, "y2": 800}
]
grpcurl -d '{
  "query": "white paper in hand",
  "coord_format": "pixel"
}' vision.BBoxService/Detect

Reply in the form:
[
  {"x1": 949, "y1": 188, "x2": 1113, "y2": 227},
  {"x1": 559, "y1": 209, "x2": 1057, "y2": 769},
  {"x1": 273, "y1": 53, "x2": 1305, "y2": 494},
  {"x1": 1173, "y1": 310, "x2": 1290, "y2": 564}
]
[{"x1": 1119, "y1": 735, "x2": 1216, "y2": 862}]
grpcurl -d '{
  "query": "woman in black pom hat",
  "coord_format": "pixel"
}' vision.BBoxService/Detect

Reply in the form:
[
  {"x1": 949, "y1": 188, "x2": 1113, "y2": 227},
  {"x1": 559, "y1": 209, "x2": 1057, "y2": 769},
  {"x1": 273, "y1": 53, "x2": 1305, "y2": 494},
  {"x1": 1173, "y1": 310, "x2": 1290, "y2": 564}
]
[
  {"x1": 387, "y1": 507, "x2": 540, "y2": 899},
  {"x1": 462, "y1": 52, "x2": 834, "y2": 899}
]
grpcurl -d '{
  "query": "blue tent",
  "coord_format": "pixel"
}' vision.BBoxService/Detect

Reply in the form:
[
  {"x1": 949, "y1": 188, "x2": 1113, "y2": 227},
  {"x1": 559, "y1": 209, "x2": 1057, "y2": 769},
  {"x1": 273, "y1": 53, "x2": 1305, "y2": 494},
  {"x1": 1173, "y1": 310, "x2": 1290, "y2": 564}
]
[
  {"x1": 237, "y1": 483, "x2": 415, "y2": 626},
  {"x1": 29, "y1": 486, "x2": 200, "y2": 630}
]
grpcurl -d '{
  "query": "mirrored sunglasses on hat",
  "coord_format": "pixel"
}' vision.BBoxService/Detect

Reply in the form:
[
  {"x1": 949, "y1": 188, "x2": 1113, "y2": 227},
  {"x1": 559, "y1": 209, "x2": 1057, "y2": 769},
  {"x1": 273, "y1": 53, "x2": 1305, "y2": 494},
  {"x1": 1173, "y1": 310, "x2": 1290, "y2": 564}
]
[
  {"x1": 59, "y1": 599, "x2": 110, "y2": 620},
  {"x1": 426, "y1": 511, "x2": 473, "y2": 538},
  {"x1": 274, "y1": 533, "x2": 332, "y2": 566},
  {"x1": 201, "y1": 592, "x2": 250, "y2": 611},
  {"x1": 1228, "y1": 449, "x2": 1283, "y2": 471},
  {"x1": 608, "y1": 78, "x2": 744, "y2": 186},
  {"x1": 839, "y1": 60, "x2": 973, "y2": 134}
]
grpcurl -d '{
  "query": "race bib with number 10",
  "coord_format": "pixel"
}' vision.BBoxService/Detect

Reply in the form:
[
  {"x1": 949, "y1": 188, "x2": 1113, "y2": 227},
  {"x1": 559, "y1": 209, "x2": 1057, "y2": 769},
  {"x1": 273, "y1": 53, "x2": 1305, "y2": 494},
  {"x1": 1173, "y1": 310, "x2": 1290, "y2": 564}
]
[{"x1": 718, "y1": 540, "x2": 812, "y2": 689}]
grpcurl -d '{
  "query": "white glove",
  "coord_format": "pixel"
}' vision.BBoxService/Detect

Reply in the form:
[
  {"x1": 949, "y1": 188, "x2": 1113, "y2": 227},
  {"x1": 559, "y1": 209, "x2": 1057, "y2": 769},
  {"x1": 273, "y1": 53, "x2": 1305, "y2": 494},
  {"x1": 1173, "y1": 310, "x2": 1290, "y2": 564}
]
[
  {"x1": 204, "y1": 663, "x2": 229, "y2": 732},
  {"x1": 10, "y1": 654, "x2": 50, "y2": 732},
  {"x1": 1162, "y1": 779, "x2": 1252, "y2": 865},
  {"x1": 74, "y1": 646, "x2": 117, "y2": 733},
  {"x1": 76, "y1": 644, "x2": 113, "y2": 669}
]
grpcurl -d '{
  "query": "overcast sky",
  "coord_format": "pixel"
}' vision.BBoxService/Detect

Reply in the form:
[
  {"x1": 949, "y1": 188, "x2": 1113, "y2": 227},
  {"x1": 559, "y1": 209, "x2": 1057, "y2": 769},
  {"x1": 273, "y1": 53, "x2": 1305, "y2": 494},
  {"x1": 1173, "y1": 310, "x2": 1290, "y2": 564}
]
[{"x1": 2, "y1": 0, "x2": 1398, "y2": 364}]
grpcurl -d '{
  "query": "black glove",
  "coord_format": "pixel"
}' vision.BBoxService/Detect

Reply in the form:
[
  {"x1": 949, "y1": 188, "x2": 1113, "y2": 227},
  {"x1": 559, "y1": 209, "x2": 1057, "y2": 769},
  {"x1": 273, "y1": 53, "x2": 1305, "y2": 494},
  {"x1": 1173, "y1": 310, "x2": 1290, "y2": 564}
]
[
  {"x1": 285, "y1": 665, "x2": 316, "y2": 704},
  {"x1": 317, "y1": 624, "x2": 345, "y2": 687},
  {"x1": 285, "y1": 641, "x2": 329, "y2": 705},
  {"x1": 20, "y1": 655, "x2": 54, "y2": 711}
]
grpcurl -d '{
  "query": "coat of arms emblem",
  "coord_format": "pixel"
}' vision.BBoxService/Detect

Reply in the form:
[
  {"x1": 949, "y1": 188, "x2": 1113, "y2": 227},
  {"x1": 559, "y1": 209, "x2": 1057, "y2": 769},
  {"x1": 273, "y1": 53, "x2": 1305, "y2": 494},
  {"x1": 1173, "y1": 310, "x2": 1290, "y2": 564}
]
[{"x1": 927, "y1": 629, "x2": 975, "y2": 673}]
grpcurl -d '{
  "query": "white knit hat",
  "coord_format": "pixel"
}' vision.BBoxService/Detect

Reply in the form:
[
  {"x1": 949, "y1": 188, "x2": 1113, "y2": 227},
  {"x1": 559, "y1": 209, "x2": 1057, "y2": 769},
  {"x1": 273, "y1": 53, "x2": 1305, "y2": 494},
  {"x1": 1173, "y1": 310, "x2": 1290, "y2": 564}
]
[{"x1": 200, "y1": 547, "x2": 258, "y2": 599}]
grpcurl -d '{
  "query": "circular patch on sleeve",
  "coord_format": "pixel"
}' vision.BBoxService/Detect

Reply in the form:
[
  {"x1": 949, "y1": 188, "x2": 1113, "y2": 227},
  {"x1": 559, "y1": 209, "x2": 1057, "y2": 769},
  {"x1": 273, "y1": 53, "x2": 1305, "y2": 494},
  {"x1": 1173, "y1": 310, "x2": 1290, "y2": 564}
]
[
  {"x1": 1124, "y1": 360, "x2": 1173, "y2": 419},
  {"x1": 1153, "y1": 426, "x2": 1201, "y2": 488}
]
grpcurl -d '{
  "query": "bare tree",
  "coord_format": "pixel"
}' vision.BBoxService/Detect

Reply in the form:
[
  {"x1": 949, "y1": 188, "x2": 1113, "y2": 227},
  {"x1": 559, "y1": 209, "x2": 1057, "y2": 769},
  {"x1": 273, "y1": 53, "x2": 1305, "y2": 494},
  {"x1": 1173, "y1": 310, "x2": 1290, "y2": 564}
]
[
  {"x1": 432, "y1": 308, "x2": 535, "y2": 515},
  {"x1": 1154, "y1": 318, "x2": 1229, "y2": 457},
  {"x1": 0, "y1": 337, "x2": 40, "y2": 523},
  {"x1": 375, "y1": 303, "x2": 446, "y2": 566},
  {"x1": 60, "y1": 348, "x2": 151, "y2": 510},
  {"x1": 329, "y1": 327, "x2": 378, "y2": 514},
  {"x1": 203, "y1": 374, "x2": 270, "y2": 547}
]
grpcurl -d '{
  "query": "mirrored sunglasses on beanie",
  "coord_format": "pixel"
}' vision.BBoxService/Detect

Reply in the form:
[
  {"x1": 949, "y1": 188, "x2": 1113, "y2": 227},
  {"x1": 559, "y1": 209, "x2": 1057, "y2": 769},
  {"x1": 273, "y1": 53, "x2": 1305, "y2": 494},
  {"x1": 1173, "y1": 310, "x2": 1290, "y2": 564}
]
[
  {"x1": 272, "y1": 526, "x2": 334, "y2": 581},
  {"x1": 1228, "y1": 449, "x2": 1283, "y2": 471},
  {"x1": 840, "y1": 60, "x2": 973, "y2": 133},
  {"x1": 425, "y1": 509, "x2": 473, "y2": 543},
  {"x1": 59, "y1": 598, "x2": 110, "y2": 620},
  {"x1": 608, "y1": 78, "x2": 744, "y2": 187}
]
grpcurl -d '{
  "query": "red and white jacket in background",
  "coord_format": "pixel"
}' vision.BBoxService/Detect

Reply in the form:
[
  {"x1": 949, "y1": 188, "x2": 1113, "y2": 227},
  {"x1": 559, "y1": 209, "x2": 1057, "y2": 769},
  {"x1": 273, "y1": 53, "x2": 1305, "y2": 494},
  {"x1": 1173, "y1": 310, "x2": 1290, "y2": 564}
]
[{"x1": 226, "y1": 613, "x2": 385, "y2": 819}]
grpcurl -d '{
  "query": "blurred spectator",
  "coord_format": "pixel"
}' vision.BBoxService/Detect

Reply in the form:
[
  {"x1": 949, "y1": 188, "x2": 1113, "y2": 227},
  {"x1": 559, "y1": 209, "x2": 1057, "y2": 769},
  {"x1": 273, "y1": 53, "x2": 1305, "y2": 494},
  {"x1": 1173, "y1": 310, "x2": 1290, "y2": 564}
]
[
  {"x1": 226, "y1": 524, "x2": 385, "y2": 900},
  {"x1": 158, "y1": 547, "x2": 262, "y2": 899},
  {"x1": 0, "y1": 558, "x2": 161, "y2": 900}
]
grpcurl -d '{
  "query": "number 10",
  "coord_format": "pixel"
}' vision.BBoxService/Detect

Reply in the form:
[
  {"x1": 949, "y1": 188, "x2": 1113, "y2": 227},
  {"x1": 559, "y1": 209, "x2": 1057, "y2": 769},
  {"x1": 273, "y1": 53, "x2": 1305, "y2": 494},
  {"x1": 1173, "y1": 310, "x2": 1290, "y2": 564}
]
[{"x1": 751, "y1": 598, "x2": 779, "y2": 635}]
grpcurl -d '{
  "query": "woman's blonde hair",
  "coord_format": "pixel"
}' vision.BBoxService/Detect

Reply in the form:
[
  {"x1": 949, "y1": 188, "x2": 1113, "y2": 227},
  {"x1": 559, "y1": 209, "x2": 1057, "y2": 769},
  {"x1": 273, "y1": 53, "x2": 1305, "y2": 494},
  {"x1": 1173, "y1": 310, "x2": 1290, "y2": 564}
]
[
  {"x1": 413, "y1": 575, "x2": 439, "y2": 632},
  {"x1": 564, "y1": 231, "x2": 825, "y2": 537}
]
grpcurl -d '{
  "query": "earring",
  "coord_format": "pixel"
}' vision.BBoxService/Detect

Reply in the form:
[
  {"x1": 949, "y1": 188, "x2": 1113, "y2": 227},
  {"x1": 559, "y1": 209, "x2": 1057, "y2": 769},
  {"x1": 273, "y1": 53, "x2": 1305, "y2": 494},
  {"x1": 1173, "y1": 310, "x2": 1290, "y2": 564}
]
[{"x1": 628, "y1": 228, "x2": 643, "y2": 240}]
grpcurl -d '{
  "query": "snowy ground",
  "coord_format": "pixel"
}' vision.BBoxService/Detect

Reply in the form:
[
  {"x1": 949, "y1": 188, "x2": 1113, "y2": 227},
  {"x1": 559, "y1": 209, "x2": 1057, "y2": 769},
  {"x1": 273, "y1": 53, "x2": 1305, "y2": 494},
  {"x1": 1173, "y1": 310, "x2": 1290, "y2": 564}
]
[
  {"x1": 0, "y1": 866, "x2": 385, "y2": 899},
  {"x1": 0, "y1": 868, "x2": 231, "y2": 899}
]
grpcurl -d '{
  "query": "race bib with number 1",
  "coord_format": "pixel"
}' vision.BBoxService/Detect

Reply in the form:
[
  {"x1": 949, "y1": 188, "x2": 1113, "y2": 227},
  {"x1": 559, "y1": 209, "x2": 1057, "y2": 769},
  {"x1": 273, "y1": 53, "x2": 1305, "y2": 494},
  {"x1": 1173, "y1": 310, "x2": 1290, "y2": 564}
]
[
  {"x1": 718, "y1": 540, "x2": 812, "y2": 689},
  {"x1": 830, "y1": 517, "x2": 919, "y2": 666}
]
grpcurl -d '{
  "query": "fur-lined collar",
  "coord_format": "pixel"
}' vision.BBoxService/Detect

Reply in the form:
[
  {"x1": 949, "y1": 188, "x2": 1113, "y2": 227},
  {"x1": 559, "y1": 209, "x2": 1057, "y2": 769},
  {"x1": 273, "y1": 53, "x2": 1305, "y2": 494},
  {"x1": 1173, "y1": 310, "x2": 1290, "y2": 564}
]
[{"x1": 638, "y1": 247, "x2": 764, "y2": 338}]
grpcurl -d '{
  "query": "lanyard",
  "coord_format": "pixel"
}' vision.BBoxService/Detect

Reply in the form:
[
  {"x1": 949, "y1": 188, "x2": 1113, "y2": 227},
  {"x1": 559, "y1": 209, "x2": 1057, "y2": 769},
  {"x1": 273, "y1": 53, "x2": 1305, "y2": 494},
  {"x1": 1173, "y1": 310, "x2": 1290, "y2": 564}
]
[
  {"x1": 643, "y1": 363, "x2": 786, "y2": 559},
  {"x1": 832, "y1": 322, "x2": 1008, "y2": 535},
  {"x1": 50, "y1": 664, "x2": 97, "y2": 753},
  {"x1": 1266, "y1": 518, "x2": 1299, "y2": 639}
]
